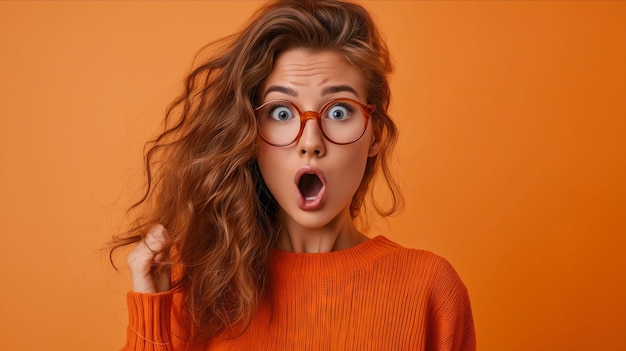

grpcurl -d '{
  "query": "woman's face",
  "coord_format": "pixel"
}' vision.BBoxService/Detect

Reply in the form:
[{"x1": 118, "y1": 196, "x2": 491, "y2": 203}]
[{"x1": 256, "y1": 48, "x2": 379, "y2": 232}]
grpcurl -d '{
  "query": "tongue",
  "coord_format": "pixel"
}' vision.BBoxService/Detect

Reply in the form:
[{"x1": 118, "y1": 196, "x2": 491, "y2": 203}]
[{"x1": 299, "y1": 174, "x2": 323, "y2": 199}]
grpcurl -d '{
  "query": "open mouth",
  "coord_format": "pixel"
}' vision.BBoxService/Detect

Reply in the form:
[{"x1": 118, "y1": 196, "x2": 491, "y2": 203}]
[
  {"x1": 294, "y1": 167, "x2": 327, "y2": 210},
  {"x1": 298, "y1": 173, "x2": 323, "y2": 201}
]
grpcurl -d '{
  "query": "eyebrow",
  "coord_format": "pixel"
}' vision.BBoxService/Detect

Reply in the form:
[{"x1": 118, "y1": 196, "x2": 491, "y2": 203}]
[
  {"x1": 263, "y1": 86, "x2": 298, "y2": 97},
  {"x1": 262, "y1": 84, "x2": 360, "y2": 98},
  {"x1": 321, "y1": 85, "x2": 360, "y2": 98}
]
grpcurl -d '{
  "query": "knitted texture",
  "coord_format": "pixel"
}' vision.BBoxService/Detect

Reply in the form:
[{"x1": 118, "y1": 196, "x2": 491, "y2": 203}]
[{"x1": 122, "y1": 236, "x2": 475, "y2": 351}]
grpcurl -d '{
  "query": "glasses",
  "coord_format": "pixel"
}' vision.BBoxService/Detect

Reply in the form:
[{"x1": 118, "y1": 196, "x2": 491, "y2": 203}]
[{"x1": 254, "y1": 98, "x2": 375, "y2": 147}]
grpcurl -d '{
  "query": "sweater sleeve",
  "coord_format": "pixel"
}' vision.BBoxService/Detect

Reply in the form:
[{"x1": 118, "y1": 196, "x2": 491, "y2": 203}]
[
  {"x1": 426, "y1": 257, "x2": 476, "y2": 351},
  {"x1": 121, "y1": 291, "x2": 174, "y2": 351}
]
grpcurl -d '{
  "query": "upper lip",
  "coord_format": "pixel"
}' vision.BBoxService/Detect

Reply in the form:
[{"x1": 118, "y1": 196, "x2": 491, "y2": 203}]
[{"x1": 294, "y1": 165, "x2": 327, "y2": 188}]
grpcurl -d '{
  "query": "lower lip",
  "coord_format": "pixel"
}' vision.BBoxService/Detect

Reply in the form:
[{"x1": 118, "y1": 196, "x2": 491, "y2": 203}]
[{"x1": 297, "y1": 187, "x2": 326, "y2": 211}]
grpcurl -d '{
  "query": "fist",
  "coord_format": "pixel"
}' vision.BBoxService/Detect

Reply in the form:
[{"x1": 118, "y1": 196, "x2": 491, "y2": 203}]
[{"x1": 127, "y1": 224, "x2": 171, "y2": 293}]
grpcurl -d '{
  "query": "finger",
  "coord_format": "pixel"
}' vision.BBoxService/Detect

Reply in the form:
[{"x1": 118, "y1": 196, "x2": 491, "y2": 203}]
[
  {"x1": 143, "y1": 224, "x2": 169, "y2": 255},
  {"x1": 126, "y1": 225, "x2": 168, "y2": 279},
  {"x1": 127, "y1": 224, "x2": 172, "y2": 293}
]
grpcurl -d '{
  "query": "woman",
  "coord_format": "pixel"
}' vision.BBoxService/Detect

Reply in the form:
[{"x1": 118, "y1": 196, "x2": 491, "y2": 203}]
[{"x1": 111, "y1": 0, "x2": 476, "y2": 350}]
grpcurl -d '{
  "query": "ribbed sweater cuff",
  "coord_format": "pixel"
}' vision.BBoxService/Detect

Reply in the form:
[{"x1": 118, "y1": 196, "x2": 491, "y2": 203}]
[{"x1": 124, "y1": 291, "x2": 173, "y2": 351}]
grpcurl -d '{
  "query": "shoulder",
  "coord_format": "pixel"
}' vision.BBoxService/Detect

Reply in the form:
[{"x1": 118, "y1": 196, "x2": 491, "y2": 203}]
[
  {"x1": 371, "y1": 236, "x2": 469, "y2": 295},
  {"x1": 372, "y1": 236, "x2": 460, "y2": 274},
  {"x1": 369, "y1": 237, "x2": 476, "y2": 349}
]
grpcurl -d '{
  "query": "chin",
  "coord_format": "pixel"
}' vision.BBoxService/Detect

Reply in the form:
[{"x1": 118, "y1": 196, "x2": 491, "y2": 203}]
[{"x1": 280, "y1": 203, "x2": 352, "y2": 231}]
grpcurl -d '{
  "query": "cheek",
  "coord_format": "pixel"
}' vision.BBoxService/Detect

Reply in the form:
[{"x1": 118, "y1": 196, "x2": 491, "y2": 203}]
[
  {"x1": 256, "y1": 145, "x2": 289, "y2": 194},
  {"x1": 330, "y1": 142, "x2": 372, "y2": 196}
]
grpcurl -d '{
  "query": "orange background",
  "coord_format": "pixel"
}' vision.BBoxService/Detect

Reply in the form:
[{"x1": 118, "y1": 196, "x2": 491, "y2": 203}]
[{"x1": 1, "y1": 1, "x2": 624, "y2": 350}]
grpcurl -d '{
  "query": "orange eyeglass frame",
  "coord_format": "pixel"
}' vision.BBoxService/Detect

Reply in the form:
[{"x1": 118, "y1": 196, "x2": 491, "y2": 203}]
[{"x1": 254, "y1": 98, "x2": 376, "y2": 147}]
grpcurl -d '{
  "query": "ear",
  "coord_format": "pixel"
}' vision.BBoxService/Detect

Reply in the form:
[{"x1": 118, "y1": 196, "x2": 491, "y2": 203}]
[{"x1": 368, "y1": 136, "x2": 380, "y2": 157}]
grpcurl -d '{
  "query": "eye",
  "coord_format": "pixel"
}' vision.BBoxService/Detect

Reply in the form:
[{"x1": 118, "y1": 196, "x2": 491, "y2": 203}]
[
  {"x1": 326, "y1": 103, "x2": 353, "y2": 121},
  {"x1": 270, "y1": 105, "x2": 295, "y2": 121}
]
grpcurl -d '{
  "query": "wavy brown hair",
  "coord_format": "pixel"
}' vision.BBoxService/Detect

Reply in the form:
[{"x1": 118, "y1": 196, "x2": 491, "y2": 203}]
[{"x1": 109, "y1": 0, "x2": 403, "y2": 342}]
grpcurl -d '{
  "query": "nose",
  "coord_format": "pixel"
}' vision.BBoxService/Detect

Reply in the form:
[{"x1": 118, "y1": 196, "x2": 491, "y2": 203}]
[{"x1": 297, "y1": 118, "x2": 326, "y2": 157}]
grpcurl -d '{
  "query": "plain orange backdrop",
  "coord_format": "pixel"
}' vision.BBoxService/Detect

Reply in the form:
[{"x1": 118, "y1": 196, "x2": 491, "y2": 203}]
[{"x1": 1, "y1": 1, "x2": 624, "y2": 350}]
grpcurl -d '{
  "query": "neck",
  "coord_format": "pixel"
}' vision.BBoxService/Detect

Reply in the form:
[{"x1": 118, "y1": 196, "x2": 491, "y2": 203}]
[{"x1": 276, "y1": 208, "x2": 368, "y2": 253}]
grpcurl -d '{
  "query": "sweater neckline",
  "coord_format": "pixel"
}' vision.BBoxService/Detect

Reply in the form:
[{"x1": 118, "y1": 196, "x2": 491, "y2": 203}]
[{"x1": 268, "y1": 236, "x2": 400, "y2": 279}]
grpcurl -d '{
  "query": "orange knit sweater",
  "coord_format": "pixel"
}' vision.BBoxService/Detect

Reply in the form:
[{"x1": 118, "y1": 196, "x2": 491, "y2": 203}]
[{"x1": 123, "y1": 236, "x2": 475, "y2": 350}]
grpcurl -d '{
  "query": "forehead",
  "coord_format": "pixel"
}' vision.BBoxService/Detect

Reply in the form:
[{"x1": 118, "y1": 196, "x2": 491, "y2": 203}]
[{"x1": 262, "y1": 49, "x2": 366, "y2": 98}]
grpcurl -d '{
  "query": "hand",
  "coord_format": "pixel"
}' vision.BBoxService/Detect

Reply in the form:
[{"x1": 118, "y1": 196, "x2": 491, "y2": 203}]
[{"x1": 127, "y1": 224, "x2": 171, "y2": 293}]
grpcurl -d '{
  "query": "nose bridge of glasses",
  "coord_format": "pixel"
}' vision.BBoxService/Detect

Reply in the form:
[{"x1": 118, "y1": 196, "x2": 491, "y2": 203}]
[
  {"x1": 299, "y1": 110, "x2": 323, "y2": 134},
  {"x1": 297, "y1": 109, "x2": 326, "y2": 145},
  {"x1": 299, "y1": 110, "x2": 324, "y2": 135},
  {"x1": 301, "y1": 110, "x2": 322, "y2": 121}
]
